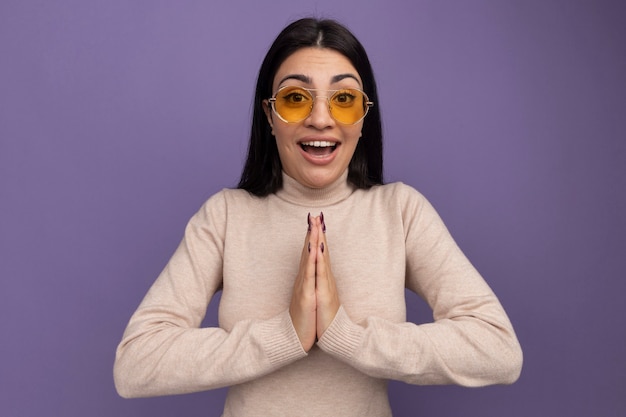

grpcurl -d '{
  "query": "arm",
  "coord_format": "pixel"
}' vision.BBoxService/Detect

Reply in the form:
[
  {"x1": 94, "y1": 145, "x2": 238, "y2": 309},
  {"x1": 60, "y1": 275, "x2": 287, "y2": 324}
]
[
  {"x1": 113, "y1": 193, "x2": 306, "y2": 398},
  {"x1": 316, "y1": 186, "x2": 522, "y2": 386}
]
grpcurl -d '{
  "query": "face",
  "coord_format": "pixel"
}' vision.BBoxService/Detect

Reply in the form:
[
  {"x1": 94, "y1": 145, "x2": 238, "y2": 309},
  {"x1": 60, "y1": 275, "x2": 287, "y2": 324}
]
[{"x1": 263, "y1": 47, "x2": 364, "y2": 189}]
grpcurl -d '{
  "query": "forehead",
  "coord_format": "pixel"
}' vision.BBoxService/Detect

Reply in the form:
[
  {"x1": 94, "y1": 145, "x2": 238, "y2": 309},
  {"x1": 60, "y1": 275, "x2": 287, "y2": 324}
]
[{"x1": 273, "y1": 47, "x2": 361, "y2": 89}]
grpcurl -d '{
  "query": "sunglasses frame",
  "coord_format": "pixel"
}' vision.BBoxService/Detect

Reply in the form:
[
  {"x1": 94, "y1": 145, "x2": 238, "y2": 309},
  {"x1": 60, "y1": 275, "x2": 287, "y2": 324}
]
[{"x1": 268, "y1": 86, "x2": 374, "y2": 125}]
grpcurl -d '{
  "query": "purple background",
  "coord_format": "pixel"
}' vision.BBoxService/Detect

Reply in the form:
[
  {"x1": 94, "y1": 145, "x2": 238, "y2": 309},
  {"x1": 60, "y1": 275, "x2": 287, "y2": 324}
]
[{"x1": 1, "y1": 1, "x2": 624, "y2": 416}]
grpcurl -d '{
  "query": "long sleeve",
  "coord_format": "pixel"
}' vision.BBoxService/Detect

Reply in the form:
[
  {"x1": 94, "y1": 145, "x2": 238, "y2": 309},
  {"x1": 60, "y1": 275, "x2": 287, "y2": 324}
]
[
  {"x1": 113, "y1": 192, "x2": 306, "y2": 398},
  {"x1": 317, "y1": 184, "x2": 523, "y2": 386}
]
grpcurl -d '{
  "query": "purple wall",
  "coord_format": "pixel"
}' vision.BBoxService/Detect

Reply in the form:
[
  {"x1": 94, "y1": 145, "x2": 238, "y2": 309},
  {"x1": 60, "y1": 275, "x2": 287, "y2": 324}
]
[{"x1": 1, "y1": 1, "x2": 624, "y2": 416}]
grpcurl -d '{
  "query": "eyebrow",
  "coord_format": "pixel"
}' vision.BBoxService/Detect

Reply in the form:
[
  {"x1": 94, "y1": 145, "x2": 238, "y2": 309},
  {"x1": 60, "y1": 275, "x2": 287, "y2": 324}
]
[
  {"x1": 277, "y1": 73, "x2": 362, "y2": 87},
  {"x1": 331, "y1": 73, "x2": 361, "y2": 85}
]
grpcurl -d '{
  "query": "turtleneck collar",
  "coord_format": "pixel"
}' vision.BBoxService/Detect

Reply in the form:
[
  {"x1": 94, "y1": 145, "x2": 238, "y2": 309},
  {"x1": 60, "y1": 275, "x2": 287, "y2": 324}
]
[{"x1": 274, "y1": 170, "x2": 356, "y2": 207}]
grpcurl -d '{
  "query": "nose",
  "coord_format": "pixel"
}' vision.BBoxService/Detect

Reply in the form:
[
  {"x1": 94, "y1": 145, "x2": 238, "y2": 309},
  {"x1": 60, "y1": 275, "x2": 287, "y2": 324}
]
[{"x1": 305, "y1": 96, "x2": 335, "y2": 129}]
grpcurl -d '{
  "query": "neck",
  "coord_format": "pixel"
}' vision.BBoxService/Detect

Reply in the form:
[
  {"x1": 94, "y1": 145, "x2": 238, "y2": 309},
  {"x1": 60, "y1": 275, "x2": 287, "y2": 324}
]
[{"x1": 275, "y1": 170, "x2": 355, "y2": 207}]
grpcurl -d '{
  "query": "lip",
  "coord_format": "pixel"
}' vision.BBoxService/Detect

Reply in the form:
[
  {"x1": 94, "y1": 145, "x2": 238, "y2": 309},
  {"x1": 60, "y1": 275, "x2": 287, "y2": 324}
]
[{"x1": 297, "y1": 136, "x2": 340, "y2": 166}]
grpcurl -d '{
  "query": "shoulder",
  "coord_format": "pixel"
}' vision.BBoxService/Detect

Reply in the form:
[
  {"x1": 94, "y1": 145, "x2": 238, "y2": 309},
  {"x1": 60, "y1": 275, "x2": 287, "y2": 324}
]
[
  {"x1": 358, "y1": 182, "x2": 442, "y2": 231},
  {"x1": 362, "y1": 181, "x2": 427, "y2": 208},
  {"x1": 202, "y1": 187, "x2": 260, "y2": 207},
  {"x1": 191, "y1": 188, "x2": 261, "y2": 221}
]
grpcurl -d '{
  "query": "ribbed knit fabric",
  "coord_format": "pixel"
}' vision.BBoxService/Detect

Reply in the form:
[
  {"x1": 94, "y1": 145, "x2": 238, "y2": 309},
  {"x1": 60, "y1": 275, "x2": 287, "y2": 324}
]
[{"x1": 114, "y1": 170, "x2": 522, "y2": 416}]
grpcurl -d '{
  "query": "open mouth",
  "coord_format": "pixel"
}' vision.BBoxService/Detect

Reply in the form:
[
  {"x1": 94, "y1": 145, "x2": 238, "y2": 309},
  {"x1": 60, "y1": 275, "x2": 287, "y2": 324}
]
[{"x1": 299, "y1": 140, "x2": 338, "y2": 157}]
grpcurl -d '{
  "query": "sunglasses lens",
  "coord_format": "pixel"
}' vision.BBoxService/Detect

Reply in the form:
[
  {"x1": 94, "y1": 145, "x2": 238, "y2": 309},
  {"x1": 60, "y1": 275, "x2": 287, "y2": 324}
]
[
  {"x1": 272, "y1": 87, "x2": 371, "y2": 124},
  {"x1": 273, "y1": 87, "x2": 314, "y2": 122},
  {"x1": 329, "y1": 89, "x2": 368, "y2": 124}
]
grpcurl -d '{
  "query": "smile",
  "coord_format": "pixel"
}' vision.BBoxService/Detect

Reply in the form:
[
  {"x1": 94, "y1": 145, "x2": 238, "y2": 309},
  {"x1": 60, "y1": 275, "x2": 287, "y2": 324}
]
[{"x1": 299, "y1": 140, "x2": 338, "y2": 157}]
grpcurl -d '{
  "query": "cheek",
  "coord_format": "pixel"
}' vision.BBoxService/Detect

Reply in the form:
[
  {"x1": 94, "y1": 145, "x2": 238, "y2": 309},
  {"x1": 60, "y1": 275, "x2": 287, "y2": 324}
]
[
  {"x1": 273, "y1": 125, "x2": 301, "y2": 158},
  {"x1": 341, "y1": 127, "x2": 362, "y2": 159},
  {"x1": 343, "y1": 126, "x2": 362, "y2": 145},
  {"x1": 273, "y1": 124, "x2": 291, "y2": 145}
]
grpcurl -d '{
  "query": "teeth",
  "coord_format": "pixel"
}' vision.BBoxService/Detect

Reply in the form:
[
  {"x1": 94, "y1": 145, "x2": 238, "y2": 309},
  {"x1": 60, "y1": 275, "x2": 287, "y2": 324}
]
[{"x1": 301, "y1": 141, "x2": 335, "y2": 147}]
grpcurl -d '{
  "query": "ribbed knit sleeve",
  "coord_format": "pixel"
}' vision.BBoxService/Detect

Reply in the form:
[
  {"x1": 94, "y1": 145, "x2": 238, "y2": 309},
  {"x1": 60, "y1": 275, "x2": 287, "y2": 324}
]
[
  {"x1": 317, "y1": 184, "x2": 523, "y2": 387},
  {"x1": 113, "y1": 192, "x2": 306, "y2": 398}
]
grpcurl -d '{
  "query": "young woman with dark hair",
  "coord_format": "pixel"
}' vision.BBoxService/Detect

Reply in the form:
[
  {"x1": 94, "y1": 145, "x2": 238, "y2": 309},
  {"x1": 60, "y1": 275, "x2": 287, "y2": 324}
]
[
  {"x1": 238, "y1": 18, "x2": 383, "y2": 196},
  {"x1": 115, "y1": 17, "x2": 522, "y2": 417}
]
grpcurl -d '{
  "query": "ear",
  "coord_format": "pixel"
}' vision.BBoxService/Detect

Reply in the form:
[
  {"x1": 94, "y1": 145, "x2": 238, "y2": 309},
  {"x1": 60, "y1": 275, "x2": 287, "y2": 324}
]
[{"x1": 262, "y1": 100, "x2": 274, "y2": 131}]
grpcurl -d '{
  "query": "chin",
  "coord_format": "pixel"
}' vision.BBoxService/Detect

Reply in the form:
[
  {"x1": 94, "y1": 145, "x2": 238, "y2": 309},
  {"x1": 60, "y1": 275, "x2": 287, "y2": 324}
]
[{"x1": 302, "y1": 171, "x2": 342, "y2": 189}]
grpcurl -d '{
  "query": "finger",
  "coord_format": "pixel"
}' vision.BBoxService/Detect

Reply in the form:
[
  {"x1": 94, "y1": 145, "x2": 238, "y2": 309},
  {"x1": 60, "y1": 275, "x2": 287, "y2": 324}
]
[
  {"x1": 293, "y1": 215, "x2": 317, "y2": 304},
  {"x1": 315, "y1": 251, "x2": 340, "y2": 338},
  {"x1": 315, "y1": 235, "x2": 330, "y2": 291},
  {"x1": 300, "y1": 213, "x2": 318, "y2": 290},
  {"x1": 289, "y1": 213, "x2": 319, "y2": 351},
  {"x1": 315, "y1": 213, "x2": 334, "y2": 292},
  {"x1": 314, "y1": 212, "x2": 340, "y2": 334},
  {"x1": 298, "y1": 213, "x2": 315, "y2": 265},
  {"x1": 316, "y1": 212, "x2": 330, "y2": 270}
]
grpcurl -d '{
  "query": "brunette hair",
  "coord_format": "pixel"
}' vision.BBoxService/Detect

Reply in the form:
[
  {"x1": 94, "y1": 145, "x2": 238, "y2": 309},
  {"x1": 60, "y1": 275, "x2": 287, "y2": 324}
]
[{"x1": 237, "y1": 18, "x2": 383, "y2": 196}]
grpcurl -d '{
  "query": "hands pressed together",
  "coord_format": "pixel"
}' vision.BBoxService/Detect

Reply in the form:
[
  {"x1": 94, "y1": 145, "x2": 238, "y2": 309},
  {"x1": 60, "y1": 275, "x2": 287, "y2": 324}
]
[{"x1": 289, "y1": 213, "x2": 341, "y2": 352}]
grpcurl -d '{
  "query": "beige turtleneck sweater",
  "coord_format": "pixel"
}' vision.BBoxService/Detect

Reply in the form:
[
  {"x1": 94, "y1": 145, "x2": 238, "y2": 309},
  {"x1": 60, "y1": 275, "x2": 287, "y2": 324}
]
[{"x1": 114, "y1": 171, "x2": 522, "y2": 416}]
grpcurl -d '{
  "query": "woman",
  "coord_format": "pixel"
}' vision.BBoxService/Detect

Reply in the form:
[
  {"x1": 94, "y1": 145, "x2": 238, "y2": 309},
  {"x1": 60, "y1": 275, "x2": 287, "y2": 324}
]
[{"x1": 114, "y1": 18, "x2": 522, "y2": 416}]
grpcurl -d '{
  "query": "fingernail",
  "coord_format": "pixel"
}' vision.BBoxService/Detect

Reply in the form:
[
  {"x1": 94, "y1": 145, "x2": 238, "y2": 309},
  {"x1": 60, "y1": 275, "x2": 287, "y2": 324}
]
[
  {"x1": 307, "y1": 212, "x2": 311, "y2": 232},
  {"x1": 320, "y1": 211, "x2": 326, "y2": 233},
  {"x1": 320, "y1": 242, "x2": 324, "y2": 253}
]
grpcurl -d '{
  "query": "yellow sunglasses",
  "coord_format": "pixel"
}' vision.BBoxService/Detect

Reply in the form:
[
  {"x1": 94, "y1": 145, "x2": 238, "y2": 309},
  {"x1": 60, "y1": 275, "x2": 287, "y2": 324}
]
[{"x1": 268, "y1": 86, "x2": 374, "y2": 125}]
